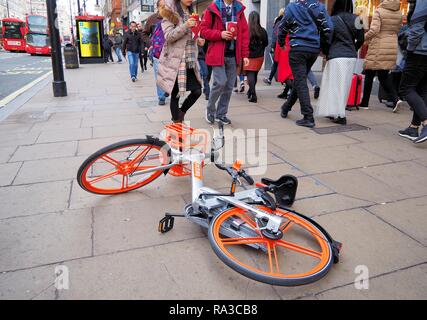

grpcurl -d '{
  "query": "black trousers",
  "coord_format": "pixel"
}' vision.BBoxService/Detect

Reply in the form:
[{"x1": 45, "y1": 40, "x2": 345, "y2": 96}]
[
  {"x1": 170, "y1": 70, "x2": 202, "y2": 121},
  {"x1": 139, "y1": 52, "x2": 147, "y2": 71},
  {"x1": 285, "y1": 51, "x2": 318, "y2": 118},
  {"x1": 268, "y1": 61, "x2": 278, "y2": 81},
  {"x1": 399, "y1": 52, "x2": 427, "y2": 125},
  {"x1": 103, "y1": 49, "x2": 113, "y2": 62},
  {"x1": 246, "y1": 70, "x2": 259, "y2": 98},
  {"x1": 361, "y1": 69, "x2": 398, "y2": 107}
]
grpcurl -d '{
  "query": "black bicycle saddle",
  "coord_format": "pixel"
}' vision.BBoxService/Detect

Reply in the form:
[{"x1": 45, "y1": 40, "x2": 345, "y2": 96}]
[{"x1": 261, "y1": 175, "x2": 298, "y2": 207}]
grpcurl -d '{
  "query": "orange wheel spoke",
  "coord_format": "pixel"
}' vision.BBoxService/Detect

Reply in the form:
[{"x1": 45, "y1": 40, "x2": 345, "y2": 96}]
[
  {"x1": 129, "y1": 147, "x2": 150, "y2": 166},
  {"x1": 280, "y1": 221, "x2": 294, "y2": 233},
  {"x1": 236, "y1": 213, "x2": 262, "y2": 236},
  {"x1": 276, "y1": 240, "x2": 322, "y2": 259},
  {"x1": 101, "y1": 155, "x2": 121, "y2": 167},
  {"x1": 89, "y1": 170, "x2": 119, "y2": 184},
  {"x1": 267, "y1": 242, "x2": 274, "y2": 274},
  {"x1": 221, "y1": 237, "x2": 266, "y2": 246},
  {"x1": 133, "y1": 165, "x2": 158, "y2": 172},
  {"x1": 272, "y1": 244, "x2": 281, "y2": 274}
]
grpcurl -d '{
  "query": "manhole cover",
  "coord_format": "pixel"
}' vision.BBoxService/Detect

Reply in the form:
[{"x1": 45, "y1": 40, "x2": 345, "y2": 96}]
[{"x1": 312, "y1": 124, "x2": 370, "y2": 135}]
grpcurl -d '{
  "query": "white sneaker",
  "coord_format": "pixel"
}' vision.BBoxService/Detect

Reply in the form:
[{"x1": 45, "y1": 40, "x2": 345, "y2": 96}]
[{"x1": 393, "y1": 100, "x2": 404, "y2": 113}]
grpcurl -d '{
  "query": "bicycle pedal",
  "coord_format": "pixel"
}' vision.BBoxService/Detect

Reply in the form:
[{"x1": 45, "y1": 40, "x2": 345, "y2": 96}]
[{"x1": 158, "y1": 216, "x2": 175, "y2": 233}]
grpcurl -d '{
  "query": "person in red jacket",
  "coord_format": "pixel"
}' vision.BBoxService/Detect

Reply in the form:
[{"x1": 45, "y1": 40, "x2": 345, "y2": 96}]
[{"x1": 200, "y1": 0, "x2": 249, "y2": 125}]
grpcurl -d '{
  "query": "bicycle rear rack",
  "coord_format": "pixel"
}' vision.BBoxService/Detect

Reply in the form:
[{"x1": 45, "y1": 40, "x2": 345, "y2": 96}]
[{"x1": 164, "y1": 123, "x2": 208, "y2": 177}]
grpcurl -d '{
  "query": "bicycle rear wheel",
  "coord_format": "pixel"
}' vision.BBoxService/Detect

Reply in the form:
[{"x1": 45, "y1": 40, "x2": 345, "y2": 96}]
[
  {"x1": 208, "y1": 205, "x2": 333, "y2": 286},
  {"x1": 77, "y1": 138, "x2": 170, "y2": 195}
]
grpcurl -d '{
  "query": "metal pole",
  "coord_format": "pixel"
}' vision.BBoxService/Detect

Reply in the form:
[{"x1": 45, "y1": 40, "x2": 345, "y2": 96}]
[
  {"x1": 69, "y1": 0, "x2": 75, "y2": 43},
  {"x1": 77, "y1": 0, "x2": 81, "y2": 15},
  {"x1": 6, "y1": 0, "x2": 10, "y2": 17},
  {"x1": 46, "y1": 0, "x2": 67, "y2": 97}
]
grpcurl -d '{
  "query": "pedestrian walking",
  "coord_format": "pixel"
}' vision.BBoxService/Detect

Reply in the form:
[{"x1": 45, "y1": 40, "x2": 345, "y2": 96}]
[
  {"x1": 358, "y1": 0, "x2": 403, "y2": 110},
  {"x1": 315, "y1": 0, "x2": 365, "y2": 125},
  {"x1": 137, "y1": 23, "x2": 149, "y2": 73},
  {"x1": 263, "y1": 8, "x2": 285, "y2": 86},
  {"x1": 112, "y1": 31, "x2": 123, "y2": 63},
  {"x1": 245, "y1": 11, "x2": 268, "y2": 103},
  {"x1": 197, "y1": 37, "x2": 212, "y2": 100},
  {"x1": 157, "y1": 0, "x2": 202, "y2": 123},
  {"x1": 103, "y1": 34, "x2": 113, "y2": 63},
  {"x1": 122, "y1": 21, "x2": 142, "y2": 82},
  {"x1": 278, "y1": 0, "x2": 333, "y2": 128},
  {"x1": 398, "y1": 0, "x2": 427, "y2": 144},
  {"x1": 143, "y1": 0, "x2": 168, "y2": 105},
  {"x1": 200, "y1": 0, "x2": 250, "y2": 125}
]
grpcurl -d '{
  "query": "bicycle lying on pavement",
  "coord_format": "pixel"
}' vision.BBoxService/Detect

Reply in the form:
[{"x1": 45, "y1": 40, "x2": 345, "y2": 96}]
[{"x1": 77, "y1": 122, "x2": 342, "y2": 286}]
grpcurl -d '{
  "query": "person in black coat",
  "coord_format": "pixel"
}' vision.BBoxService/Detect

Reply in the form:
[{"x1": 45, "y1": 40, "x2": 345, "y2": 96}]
[
  {"x1": 122, "y1": 21, "x2": 142, "y2": 81},
  {"x1": 103, "y1": 34, "x2": 114, "y2": 63}
]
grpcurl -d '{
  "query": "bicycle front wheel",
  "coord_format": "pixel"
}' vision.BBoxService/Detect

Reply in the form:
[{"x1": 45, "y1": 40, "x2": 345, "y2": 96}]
[
  {"x1": 208, "y1": 206, "x2": 333, "y2": 286},
  {"x1": 77, "y1": 138, "x2": 170, "y2": 195}
]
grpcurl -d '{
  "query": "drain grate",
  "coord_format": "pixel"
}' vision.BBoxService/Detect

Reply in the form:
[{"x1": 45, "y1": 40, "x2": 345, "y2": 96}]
[{"x1": 312, "y1": 124, "x2": 370, "y2": 135}]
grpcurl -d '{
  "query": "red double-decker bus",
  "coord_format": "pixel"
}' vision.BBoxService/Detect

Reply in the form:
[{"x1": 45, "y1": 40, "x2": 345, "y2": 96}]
[
  {"x1": 25, "y1": 15, "x2": 51, "y2": 55},
  {"x1": 1, "y1": 18, "x2": 26, "y2": 52}
]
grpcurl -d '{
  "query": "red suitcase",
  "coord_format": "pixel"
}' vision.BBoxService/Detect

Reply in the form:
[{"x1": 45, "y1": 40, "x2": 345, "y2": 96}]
[{"x1": 346, "y1": 74, "x2": 363, "y2": 110}]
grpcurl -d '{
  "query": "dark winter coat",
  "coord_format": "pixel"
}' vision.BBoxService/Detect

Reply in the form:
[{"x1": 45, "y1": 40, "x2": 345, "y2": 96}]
[
  {"x1": 122, "y1": 30, "x2": 142, "y2": 55},
  {"x1": 327, "y1": 12, "x2": 364, "y2": 61}
]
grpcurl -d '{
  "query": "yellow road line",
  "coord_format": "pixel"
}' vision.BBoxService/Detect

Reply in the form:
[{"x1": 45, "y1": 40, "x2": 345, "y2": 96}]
[{"x1": 0, "y1": 70, "x2": 53, "y2": 108}]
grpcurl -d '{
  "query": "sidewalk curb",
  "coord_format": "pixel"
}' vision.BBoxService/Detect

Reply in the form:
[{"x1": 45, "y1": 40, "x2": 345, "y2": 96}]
[{"x1": 0, "y1": 71, "x2": 52, "y2": 122}]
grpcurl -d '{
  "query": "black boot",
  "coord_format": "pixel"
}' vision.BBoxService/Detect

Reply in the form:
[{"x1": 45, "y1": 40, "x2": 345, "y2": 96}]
[
  {"x1": 296, "y1": 116, "x2": 315, "y2": 128},
  {"x1": 281, "y1": 103, "x2": 291, "y2": 118}
]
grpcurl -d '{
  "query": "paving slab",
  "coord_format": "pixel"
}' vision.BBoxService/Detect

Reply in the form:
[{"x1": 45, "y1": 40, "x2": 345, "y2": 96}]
[
  {"x1": 10, "y1": 141, "x2": 78, "y2": 162},
  {"x1": 0, "y1": 162, "x2": 22, "y2": 186},
  {"x1": 283, "y1": 144, "x2": 392, "y2": 175},
  {"x1": 13, "y1": 156, "x2": 86, "y2": 185},
  {"x1": 314, "y1": 170, "x2": 409, "y2": 204},
  {"x1": 29, "y1": 119, "x2": 82, "y2": 133},
  {"x1": 0, "y1": 146, "x2": 16, "y2": 163},
  {"x1": 367, "y1": 197, "x2": 427, "y2": 246},
  {"x1": 354, "y1": 138, "x2": 427, "y2": 162},
  {"x1": 292, "y1": 193, "x2": 373, "y2": 216},
  {"x1": 315, "y1": 264, "x2": 427, "y2": 300},
  {"x1": 0, "y1": 132, "x2": 40, "y2": 148},
  {"x1": 93, "y1": 197, "x2": 204, "y2": 255},
  {"x1": 273, "y1": 208, "x2": 427, "y2": 299},
  {"x1": 92, "y1": 122, "x2": 163, "y2": 139},
  {"x1": 0, "y1": 264, "x2": 57, "y2": 300},
  {"x1": 55, "y1": 238, "x2": 280, "y2": 300},
  {"x1": 0, "y1": 181, "x2": 71, "y2": 219},
  {"x1": 361, "y1": 161, "x2": 427, "y2": 198},
  {"x1": 269, "y1": 131, "x2": 358, "y2": 152},
  {"x1": 0, "y1": 209, "x2": 92, "y2": 271},
  {"x1": 36, "y1": 128, "x2": 92, "y2": 144}
]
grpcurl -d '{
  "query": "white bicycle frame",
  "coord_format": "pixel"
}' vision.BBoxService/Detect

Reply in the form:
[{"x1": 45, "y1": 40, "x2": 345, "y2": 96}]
[{"x1": 130, "y1": 127, "x2": 285, "y2": 233}]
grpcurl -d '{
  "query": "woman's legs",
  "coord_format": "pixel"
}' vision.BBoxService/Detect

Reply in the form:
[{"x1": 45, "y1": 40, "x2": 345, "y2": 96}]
[
  {"x1": 170, "y1": 81, "x2": 180, "y2": 121},
  {"x1": 181, "y1": 88, "x2": 202, "y2": 113},
  {"x1": 360, "y1": 69, "x2": 375, "y2": 108},
  {"x1": 377, "y1": 70, "x2": 398, "y2": 105}
]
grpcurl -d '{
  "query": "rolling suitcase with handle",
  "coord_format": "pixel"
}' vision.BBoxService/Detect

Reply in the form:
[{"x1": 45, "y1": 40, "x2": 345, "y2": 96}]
[{"x1": 346, "y1": 73, "x2": 364, "y2": 111}]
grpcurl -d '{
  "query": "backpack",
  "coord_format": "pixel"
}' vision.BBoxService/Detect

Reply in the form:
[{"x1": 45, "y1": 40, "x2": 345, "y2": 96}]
[{"x1": 151, "y1": 21, "x2": 165, "y2": 59}]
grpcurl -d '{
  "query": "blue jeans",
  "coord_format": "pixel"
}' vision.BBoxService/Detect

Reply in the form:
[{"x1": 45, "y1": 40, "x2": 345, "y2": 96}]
[
  {"x1": 307, "y1": 70, "x2": 319, "y2": 88},
  {"x1": 153, "y1": 57, "x2": 166, "y2": 101},
  {"x1": 198, "y1": 59, "x2": 210, "y2": 96},
  {"x1": 127, "y1": 51, "x2": 139, "y2": 79},
  {"x1": 114, "y1": 47, "x2": 122, "y2": 62}
]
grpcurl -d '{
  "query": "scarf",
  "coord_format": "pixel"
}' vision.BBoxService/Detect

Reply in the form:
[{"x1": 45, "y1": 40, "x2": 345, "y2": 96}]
[{"x1": 177, "y1": 11, "x2": 197, "y2": 97}]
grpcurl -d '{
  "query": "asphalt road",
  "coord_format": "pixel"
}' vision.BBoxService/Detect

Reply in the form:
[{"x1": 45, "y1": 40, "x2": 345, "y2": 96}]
[{"x1": 0, "y1": 50, "x2": 52, "y2": 101}]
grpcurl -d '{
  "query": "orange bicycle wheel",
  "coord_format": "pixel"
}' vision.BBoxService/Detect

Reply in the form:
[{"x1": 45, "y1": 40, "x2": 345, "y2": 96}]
[
  {"x1": 208, "y1": 206, "x2": 333, "y2": 286},
  {"x1": 77, "y1": 138, "x2": 170, "y2": 195}
]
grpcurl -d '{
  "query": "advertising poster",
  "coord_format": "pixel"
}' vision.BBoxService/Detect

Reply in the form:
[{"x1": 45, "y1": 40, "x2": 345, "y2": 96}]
[{"x1": 79, "y1": 21, "x2": 101, "y2": 58}]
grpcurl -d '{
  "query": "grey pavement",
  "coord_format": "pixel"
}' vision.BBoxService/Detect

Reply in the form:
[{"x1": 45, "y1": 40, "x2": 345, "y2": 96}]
[{"x1": 0, "y1": 60, "x2": 426, "y2": 300}]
